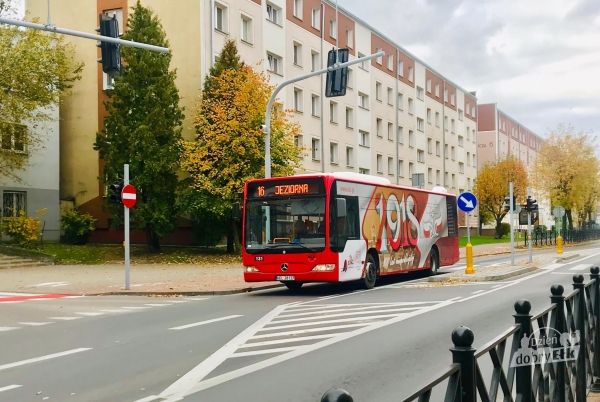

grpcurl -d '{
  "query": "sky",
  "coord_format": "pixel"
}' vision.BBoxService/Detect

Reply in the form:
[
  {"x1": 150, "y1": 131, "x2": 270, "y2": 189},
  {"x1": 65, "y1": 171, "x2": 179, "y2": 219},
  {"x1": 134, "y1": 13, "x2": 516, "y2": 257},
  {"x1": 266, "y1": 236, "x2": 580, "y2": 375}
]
[{"x1": 341, "y1": 0, "x2": 600, "y2": 144}]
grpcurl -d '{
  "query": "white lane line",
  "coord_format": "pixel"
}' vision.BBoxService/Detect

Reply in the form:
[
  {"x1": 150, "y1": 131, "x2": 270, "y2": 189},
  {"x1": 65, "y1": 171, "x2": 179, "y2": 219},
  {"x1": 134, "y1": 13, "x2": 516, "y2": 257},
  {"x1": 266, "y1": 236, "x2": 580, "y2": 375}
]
[
  {"x1": 0, "y1": 384, "x2": 22, "y2": 392},
  {"x1": 169, "y1": 315, "x2": 243, "y2": 331},
  {"x1": 231, "y1": 347, "x2": 298, "y2": 358},
  {"x1": 99, "y1": 309, "x2": 131, "y2": 313},
  {"x1": 252, "y1": 323, "x2": 371, "y2": 339},
  {"x1": 33, "y1": 282, "x2": 69, "y2": 287},
  {"x1": 165, "y1": 300, "x2": 188, "y2": 304},
  {"x1": 121, "y1": 306, "x2": 150, "y2": 310},
  {"x1": 185, "y1": 297, "x2": 209, "y2": 301},
  {"x1": 270, "y1": 307, "x2": 419, "y2": 324},
  {"x1": 471, "y1": 290, "x2": 486, "y2": 295},
  {"x1": 76, "y1": 312, "x2": 104, "y2": 317},
  {"x1": 569, "y1": 264, "x2": 590, "y2": 271},
  {"x1": 145, "y1": 303, "x2": 170, "y2": 307},
  {"x1": 0, "y1": 348, "x2": 92, "y2": 371},
  {"x1": 0, "y1": 327, "x2": 19, "y2": 332},
  {"x1": 277, "y1": 304, "x2": 406, "y2": 318},
  {"x1": 18, "y1": 322, "x2": 53, "y2": 326},
  {"x1": 261, "y1": 314, "x2": 404, "y2": 332},
  {"x1": 240, "y1": 334, "x2": 336, "y2": 349},
  {"x1": 49, "y1": 316, "x2": 81, "y2": 321}
]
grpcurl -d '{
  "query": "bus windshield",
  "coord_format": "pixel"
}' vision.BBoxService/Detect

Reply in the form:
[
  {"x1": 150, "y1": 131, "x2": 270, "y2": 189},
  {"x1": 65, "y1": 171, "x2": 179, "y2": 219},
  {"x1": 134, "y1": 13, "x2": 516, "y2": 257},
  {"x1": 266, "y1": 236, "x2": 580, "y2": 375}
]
[{"x1": 244, "y1": 196, "x2": 326, "y2": 253}]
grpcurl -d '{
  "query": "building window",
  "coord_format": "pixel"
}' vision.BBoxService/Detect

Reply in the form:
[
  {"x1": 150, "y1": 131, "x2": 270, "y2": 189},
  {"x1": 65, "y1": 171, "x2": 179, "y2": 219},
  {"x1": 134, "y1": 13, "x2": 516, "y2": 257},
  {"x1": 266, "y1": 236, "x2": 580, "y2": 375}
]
[
  {"x1": 427, "y1": 108, "x2": 431, "y2": 124},
  {"x1": 397, "y1": 93, "x2": 403, "y2": 110},
  {"x1": 241, "y1": 15, "x2": 253, "y2": 44},
  {"x1": 266, "y1": 2, "x2": 282, "y2": 25},
  {"x1": 358, "y1": 52, "x2": 368, "y2": 71},
  {"x1": 416, "y1": 86, "x2": 424, "y2": 101},
  {"x1": 0, "y1": 122, "x2": 26, "y2": 152},
  {"x1": 267, "y1": 52, "x2": 282, "y2": 75},
  {"x1": 329, "y1": 101, "x2": 338, "y2": 123},
  {"x1": 311, "y1": 8, "x2": 320, "y2": 30},
  {"x1": 359, "y1": 168, "x2": 370, "y2": 175},
  {"x1": 459, "y1": 162, "x2": 464, "y2": 174},
  {"x1": 387, "y1": 87, "x2": 393, "y2": 105},
  {"x1": 435, "y1": 141, "x2": 440, "y2": 156},
  {"x1": 435, "y1": 84, "x2": 440, "y2": 97},
  {"x1": 346, "y1": 146, "x2": 354, "y2": 167},
  {"x1": 458, "y1": 109, "x2": 463, "y2": 121},
  {"x1": 329, "y1": 19, "x2": 337, "y2": 39},
  {"x1": 408, "y1": 162, "x2": 414, "y2": 178},
  {"x1": 435, "y1": 111, "x2": 440, "y2": 127},
  {"x1": 426, "y1": 79, "x2": 432, "y2": 92},
  {"x1": 311, "y1": 138, "x2": 320, "y2": 160},
  {"x1": 358, "y1": 92, "x2": 369, "y2": 109},
  {"x1": 359, "y1": 130, "x2": 369, "y2": 147},
  {"x1": 293, "y1": 0, "x2": 303, "y2": 19},
  {"x1": 417, "y1": 149, "x2": 425, "y2": 163},
  {"x1": 451, "y1": 146, "x2": 455, "y2": 160},
  {"x1": 2, "y1": 191, "x2": 26, "y2": 217},
  {"x1": 444, "y1": 172, "x2": 448, "y2": 186},
  {"x1": 398, "y1": 60, "x2": 404, "y2": 77},
  {"x1": 458, "y1": 135, "x2": 464, "y2": 147},
  {"x1": 311, "y1": 50, "x2": 319, "y2": 72},
  {"x1": 293, "y1": 87, "x2": 303, "y2": 112},
  {"x1": 377, "y1": 154, "x2": 383, "y2": 173},
  {"x1": 427, "y1": 138, "x2": 432, "y2": 154},
  {"x1": 330, "y1": 142, "x2": 338, "y2": 164},
  {"x1": 408, "y1": 66, "x2": 414, "y2": 82},
  {"x1": 408, "y1": 98, "x2": 414, "y2": 114},
  {"x1": 294, "y1": 134, "x2": 303, "y2": 148},
  {"x1": 417, "y1": 118, "x2": 424, "y2": 132},
  {"x1": 444, "y1": 144, "x2": 448, "y2": 159},
  {"x1": 444, "y1": 89, "x2": 448, "y2": 103},
  {"x1": 428, "y1": 168, "x2": 433, "y2": 184},
  {"x1": 388, "y1": 157, "x2": 394, "y2": 176},
  {"x1": 375, "y1": 48, "x2": 383, "y2": 64},
  {"x1": 452, "y1": 174, "x2": 456, "y2": 188},
  {"x1": 398, "y1": 160, "x2": 404, "y2": 177},
  {"x1": 444, "y1": 116, "x2": 448, "y2": 131},
  {"x1": 436, "y1": 170, "x2": 440, "y2": 185},
  {"x1": 345, "y1": 107, "x2": 353, "y2": 128},
  {"x1": 397, "y1": 126, "x2": 403, "y2": 144},
  {"x1": 214, "y1": 2, "x2": 228, "y2": 32},
  {"x1": 375, "y1": 82, "x2": 382, "y2": 101},
  {"x1": 311, "y1": 94, "x2": 320, "y2": 117},
  {"x1": 293, "y1": 41, "x2": 302, "y2": 66},
  {"x1": 451, "y1": 118, "x2": 455, "y2": 133},
  {"x1": 408, "y1": 130, "x2": 415, "y2": 148},
  {"x1": 347, "y1": 68, "x2": 353, "y2": 89},
  {"x1": 450, "y1": 94, "x2": 455, "y2": 106},
  {"x1": 346, "y1": 29, "x2": 354, "y2": 48},
  {"x1": 376, "y1": 118, "x2": 383, "y2": 138},
  {"x1": 387, "y1": 122, "x2": 393, "y2": 141},
  {"x1": 466, "y1": 152, "x2": 471, "y2": 166}
]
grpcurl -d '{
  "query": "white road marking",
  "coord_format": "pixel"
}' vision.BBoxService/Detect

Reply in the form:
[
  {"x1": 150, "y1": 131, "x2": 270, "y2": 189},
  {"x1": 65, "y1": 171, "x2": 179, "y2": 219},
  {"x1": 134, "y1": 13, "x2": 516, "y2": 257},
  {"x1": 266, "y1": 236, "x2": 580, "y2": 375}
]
[
  {"x1": 270, "y1": 307, "x2": 419, "y2": 324},
  {"x1": 48, "y1": 316, "x2": 81, "y2": 321},
  {"x1": 261, "y1": 314, "x2": 406, "y2": 331},
  {"x1": 145, "y1": 303, "x2": 170, "y2": 307},
  {"x1": 0, "y1": 384, "x2": 22, "y2": 392},
  {"x1": 0, "y1": 327, "x2": 19, "y2": 332},
  {"x1": 121, "y1": 306, "x2": 150, "y2": 310},
  {"x1": 165, "y1": 300, "x2": 188, "y2": 304},
  {"x1": 252, "y1": 323, "x2": 371, "y2": 339},
  {"x1": 32, "y1": 282, "x2": 69, "y2": 287},
  {"x1": 169, "y1": 315, "x2": 243, "y2": 331},
  {"x1": 278, "y1": 303, "x2": 410, "y2": 318},
  {"x1": 99, "y1": 309, "x2": 131, "y2": 313},
  {"x1": 0, "y1": 301, "x2": 24, "y2": 304},
  {"x1": 76, "y1": 312, "x2": 104, "y2": 317},
  {"x1": 185, "y1": 297, "x2": 209, "y2": 301},
  {"x1": 231, "y1": 346, "x2": 299, "y2": 358},
  {"x1": 569, "y1": 264, "x2": 590, "y2": 271},
  {"x1": 239, "y1": 334, "x2": 336, "y2": 348},
  {"x1": 18, "y1": 322, "x2": 52, "y2": 326},
  {"x1": 471, "y1": 290, "x2": 486, "y2": 295},
  {"x1": 0, "y1": 348, "x2": 92, "y2": 371}
]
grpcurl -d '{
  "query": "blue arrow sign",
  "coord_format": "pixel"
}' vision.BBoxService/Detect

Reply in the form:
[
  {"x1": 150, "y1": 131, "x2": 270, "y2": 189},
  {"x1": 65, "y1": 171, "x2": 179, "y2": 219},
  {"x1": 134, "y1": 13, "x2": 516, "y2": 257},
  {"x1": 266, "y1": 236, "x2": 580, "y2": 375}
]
[{"x1": 458, "y1": 191, "x2": 478, "y2": 212}]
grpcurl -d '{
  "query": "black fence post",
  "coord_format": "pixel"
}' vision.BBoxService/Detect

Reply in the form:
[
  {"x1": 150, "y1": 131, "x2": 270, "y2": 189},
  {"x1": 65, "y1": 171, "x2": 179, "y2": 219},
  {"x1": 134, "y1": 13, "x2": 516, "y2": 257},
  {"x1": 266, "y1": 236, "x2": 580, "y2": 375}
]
[
  {"x1": 591, "y1": 266, "x2": 600, "y2": 391},
  {"x1": 573, "y1": 274, "x2": 587, "y2": 402},
  {"x1": 320, "y1": 388, "x2": 354, "y2": 402},
  {"x1": 550, "y1": 284, "x2": 567, "y2": 402},
  {"x1": 513, "y1": 300, "x2": 533, "y2": 402},
  {"x1": 450, "y1": 326, "x2": 476, "y2": 402}
]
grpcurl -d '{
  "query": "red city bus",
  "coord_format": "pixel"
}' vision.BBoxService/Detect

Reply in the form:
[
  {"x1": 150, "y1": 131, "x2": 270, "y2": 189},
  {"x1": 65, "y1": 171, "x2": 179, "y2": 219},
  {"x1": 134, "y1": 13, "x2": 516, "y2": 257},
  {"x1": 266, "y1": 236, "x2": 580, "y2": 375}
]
[{"x1": 242, "y1": 172, "x2": 459, "y2": 290}]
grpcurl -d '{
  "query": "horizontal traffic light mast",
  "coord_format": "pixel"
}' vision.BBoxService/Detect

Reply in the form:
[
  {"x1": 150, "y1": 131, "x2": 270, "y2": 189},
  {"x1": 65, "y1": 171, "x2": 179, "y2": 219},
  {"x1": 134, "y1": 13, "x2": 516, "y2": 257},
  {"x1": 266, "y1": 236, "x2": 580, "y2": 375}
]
[{"x1": 0, "y1": 16, "x2": 169, "y2": 53}]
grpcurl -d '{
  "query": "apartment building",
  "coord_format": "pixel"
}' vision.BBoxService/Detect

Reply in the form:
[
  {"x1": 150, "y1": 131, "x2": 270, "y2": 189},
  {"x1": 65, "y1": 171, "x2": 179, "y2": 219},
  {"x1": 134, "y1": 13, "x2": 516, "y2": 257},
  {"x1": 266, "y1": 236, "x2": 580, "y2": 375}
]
[{"x1": 26, "y1": 0, "x2": 479, "y2": 237}]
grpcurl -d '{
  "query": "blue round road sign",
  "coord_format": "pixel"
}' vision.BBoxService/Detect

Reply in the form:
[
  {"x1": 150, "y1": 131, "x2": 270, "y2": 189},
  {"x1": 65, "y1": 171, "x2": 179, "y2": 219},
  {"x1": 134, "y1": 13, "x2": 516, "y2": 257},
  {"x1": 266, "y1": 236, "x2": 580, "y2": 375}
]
[{"x1": 458, "y1": 191, "x2": 477, "y2": 212}]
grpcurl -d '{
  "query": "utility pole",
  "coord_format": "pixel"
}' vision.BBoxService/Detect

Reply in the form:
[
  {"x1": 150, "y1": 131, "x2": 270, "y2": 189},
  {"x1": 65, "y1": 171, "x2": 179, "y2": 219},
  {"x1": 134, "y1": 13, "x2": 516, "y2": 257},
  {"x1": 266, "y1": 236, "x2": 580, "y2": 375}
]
[{"x1": 509, "y1": 181, "x2": 515, "y2": 266}]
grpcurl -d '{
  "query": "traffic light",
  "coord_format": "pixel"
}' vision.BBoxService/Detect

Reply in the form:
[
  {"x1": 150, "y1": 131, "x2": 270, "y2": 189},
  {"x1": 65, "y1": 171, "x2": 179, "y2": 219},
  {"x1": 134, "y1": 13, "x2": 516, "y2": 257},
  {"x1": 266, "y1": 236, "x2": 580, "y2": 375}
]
[
  {"x1": 97, "y1": 14, "x2": 121, "y2": 75},
  {"x1": 325, "y1": 48, "x2": 349, "y2": 97},
  {"x1": 503, "y1": 196, "x2": 510, "y2": 213},
  {"x1": 525, "y1": 196, "x2": 538, "y2": 212},
  {"x1": 107, "y1": 181, "x2": 124, "y2": 204}
]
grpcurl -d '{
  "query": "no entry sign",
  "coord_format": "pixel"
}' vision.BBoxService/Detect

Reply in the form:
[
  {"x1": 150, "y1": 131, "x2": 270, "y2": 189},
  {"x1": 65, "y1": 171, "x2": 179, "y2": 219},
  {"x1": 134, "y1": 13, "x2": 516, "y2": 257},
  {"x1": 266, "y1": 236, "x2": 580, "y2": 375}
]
[{"x1": 121, "y1": 184, "x2": 137, "y2": 208}]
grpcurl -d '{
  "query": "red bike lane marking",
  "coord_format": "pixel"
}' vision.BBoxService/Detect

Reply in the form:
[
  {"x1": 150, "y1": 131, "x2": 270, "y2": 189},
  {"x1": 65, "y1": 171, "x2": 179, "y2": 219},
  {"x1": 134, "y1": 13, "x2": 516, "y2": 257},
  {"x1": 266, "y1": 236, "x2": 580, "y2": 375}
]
[{"x1": 0, "y1": 294, "x2": 67, "y2": 303}]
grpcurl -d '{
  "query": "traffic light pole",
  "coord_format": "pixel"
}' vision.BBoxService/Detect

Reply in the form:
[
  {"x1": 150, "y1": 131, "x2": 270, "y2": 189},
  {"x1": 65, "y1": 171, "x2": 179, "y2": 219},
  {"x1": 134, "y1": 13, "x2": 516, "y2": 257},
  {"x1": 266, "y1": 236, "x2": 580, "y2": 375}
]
[
  {"x1": 124, "y1": 164, "x2": 131, "y2": 290},
  {"x1": 509, "y1": 181, "x2": 515, "y2": 266},
  {"x1": 527, "y1": 190, "x2": 532, "y2": 263},
  {"x1": 263, "y1": 51, "x2": 384, "y2": 178},
  {"x1": 0, "y1": 17, "x2": 169, "y2": 53}
]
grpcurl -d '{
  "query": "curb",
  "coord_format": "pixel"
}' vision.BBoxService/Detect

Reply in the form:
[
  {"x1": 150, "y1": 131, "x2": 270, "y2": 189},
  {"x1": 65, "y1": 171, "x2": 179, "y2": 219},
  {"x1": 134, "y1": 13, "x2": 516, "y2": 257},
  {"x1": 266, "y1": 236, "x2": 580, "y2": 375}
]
[
  {"x1": 555, "y1": 254, "x2": 580, "y2": 263},
  {"x1": 85, "y1": 283, "x2": 284, "y2": 296},
  {"x1": 429, "y1": 266, "x2": 537, "y2": 283}
]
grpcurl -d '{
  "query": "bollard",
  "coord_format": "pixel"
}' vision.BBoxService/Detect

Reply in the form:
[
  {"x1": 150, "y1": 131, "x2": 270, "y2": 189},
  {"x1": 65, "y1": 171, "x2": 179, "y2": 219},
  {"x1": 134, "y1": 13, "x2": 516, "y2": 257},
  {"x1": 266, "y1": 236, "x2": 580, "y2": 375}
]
[
  {"x1": 320, "y1": 388, "x2": 354, "y2": 402},
  {"x1": 550, "y1": 285, "x2": 566, "y2": 402},
  {"x1": 556, "y1": 235, "x2": 563, "y2": 255},
  {"x1": 450, "y1": 326, "x2": 476, "y2": 402},
  {"x1": 513, "y1": 300, "x2": 533, "y2": 402},
  {"x1": 592, "y1": 267, "x2": 600, "y2": 391},
  {"x1": 573, "y1": 275, "x2": 586, "y2": 402},
  {"x1": 465, "y1": 242, "x2": 475, "y2": 274}
]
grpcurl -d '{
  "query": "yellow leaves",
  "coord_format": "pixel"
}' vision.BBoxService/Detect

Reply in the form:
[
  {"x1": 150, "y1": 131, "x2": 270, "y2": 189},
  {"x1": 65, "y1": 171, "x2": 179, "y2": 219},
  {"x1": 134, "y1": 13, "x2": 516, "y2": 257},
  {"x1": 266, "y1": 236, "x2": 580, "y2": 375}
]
[{"x1": 474, "y1": 157, "x2": 528, "y2": 217}]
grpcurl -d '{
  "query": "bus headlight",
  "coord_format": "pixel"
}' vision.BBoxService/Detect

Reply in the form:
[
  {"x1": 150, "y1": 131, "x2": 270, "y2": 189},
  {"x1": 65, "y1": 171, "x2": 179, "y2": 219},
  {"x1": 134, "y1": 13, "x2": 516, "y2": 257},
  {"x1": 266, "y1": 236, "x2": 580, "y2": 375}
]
[
  {"x1": 312, "y1": 264, "x2": 336, "y2": 271},
  {"x1": 245, "y1": 266, "x2": 259, "y2": 272}
]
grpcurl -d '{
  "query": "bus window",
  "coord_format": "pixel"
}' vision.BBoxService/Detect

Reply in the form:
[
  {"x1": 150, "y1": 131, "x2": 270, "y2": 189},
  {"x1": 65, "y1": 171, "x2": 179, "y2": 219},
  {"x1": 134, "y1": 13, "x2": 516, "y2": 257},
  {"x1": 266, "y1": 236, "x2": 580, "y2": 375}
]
[{"x1": 330, "y1": 195, "x2": 359, "y2": 251}]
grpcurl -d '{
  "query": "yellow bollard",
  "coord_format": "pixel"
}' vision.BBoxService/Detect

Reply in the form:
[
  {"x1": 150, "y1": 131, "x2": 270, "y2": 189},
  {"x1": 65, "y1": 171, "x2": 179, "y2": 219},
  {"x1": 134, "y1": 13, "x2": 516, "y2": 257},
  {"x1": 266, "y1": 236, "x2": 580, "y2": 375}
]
[
  {"x1": 465, "y1": 242, "x2": 475, "y2": 274},
  {"x1": 556, "y1": 235, "x2": 563, "y2": 255}
]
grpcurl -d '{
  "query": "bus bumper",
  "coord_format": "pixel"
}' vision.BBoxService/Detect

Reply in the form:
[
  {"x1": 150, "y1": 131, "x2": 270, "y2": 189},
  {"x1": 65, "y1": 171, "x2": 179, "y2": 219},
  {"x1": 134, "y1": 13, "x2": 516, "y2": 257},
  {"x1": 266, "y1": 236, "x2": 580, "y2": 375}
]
[{"x1": 244, "y1": 270, "x2": 338, "y2": 283}]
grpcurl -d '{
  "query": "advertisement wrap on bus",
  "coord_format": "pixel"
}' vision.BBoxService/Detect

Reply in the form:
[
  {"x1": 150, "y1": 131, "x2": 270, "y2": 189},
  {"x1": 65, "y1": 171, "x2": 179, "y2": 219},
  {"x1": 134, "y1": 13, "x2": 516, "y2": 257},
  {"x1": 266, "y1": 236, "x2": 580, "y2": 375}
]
[{"x1": 242, "y1": 172, "x2": 459, "y2": 290}]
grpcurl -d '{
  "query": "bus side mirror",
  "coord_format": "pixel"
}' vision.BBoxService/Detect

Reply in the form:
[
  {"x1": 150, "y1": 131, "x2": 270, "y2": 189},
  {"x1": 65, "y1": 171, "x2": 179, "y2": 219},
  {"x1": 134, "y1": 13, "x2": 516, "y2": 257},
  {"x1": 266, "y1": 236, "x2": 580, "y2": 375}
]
[{"x1": 336, "y1": 198, "x2": 347, "y2": 218}]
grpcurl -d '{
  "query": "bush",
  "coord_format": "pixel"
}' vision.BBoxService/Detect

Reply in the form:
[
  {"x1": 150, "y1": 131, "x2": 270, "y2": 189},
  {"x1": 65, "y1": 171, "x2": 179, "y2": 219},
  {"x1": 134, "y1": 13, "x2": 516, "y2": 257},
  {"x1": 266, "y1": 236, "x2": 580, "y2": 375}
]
[
  {"x1": 61, "y1": 209, "x2": 96, "y2": 244},
  {"x1": 1, "y1": 210, "x2": 42, "y2": 246},
  {"x1": 500, "y1": 222, "x2": 511, "y2": 238}
]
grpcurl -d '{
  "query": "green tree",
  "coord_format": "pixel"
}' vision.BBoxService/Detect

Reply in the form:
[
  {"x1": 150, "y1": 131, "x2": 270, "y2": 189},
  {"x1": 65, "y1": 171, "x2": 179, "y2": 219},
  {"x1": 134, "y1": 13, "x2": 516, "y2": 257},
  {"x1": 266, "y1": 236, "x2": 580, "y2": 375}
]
[
  {"x1": 531, "y1": 126, "x2": 599, "y2": 230},
  {"x1": 94, "y1": 1, "x2": 184, "y2": 252},
  {"x1": 0, "y1": 13, "x2": 82, "y2": 182},
  {"x1": 181, "y1": 41, "x2": 302, "y2": 253},
  {"x1": 474, "y1": 157, "x2": 528, "y2": 238}
]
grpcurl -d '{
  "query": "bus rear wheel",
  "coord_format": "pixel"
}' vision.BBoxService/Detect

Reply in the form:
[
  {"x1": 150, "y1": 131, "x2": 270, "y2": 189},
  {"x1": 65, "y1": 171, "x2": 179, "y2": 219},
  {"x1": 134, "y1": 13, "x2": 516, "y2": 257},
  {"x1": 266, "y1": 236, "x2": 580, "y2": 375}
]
[
  {"x1": 282, "y1": 281, "x2": 303, "y2": 291},
  {"x1": 363, "y1": 254, "x2": 378, "y2": 289}
]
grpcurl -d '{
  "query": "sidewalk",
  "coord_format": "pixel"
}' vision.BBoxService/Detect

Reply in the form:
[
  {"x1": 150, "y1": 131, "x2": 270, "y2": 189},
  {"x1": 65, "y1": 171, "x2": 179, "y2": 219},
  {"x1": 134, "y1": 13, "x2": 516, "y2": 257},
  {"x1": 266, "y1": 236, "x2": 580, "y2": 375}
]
[{"x1": 0, "y1": 243, "x2": 576, "y2": 296}]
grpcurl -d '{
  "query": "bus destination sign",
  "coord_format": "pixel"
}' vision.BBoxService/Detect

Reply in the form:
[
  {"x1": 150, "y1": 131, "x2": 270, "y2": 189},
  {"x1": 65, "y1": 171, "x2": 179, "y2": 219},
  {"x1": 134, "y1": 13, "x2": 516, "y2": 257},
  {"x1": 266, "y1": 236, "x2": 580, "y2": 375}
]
[{"x1": 248, "y1": 178, "x2": 324, "y2": 198}]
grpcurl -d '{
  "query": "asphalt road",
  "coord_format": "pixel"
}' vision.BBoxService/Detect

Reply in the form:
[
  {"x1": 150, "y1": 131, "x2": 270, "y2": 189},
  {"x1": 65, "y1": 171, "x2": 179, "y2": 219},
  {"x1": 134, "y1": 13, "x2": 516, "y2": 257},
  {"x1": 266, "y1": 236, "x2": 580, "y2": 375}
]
[{"x1": 1, "y1": 243, "x2": 599, "y2": 402}]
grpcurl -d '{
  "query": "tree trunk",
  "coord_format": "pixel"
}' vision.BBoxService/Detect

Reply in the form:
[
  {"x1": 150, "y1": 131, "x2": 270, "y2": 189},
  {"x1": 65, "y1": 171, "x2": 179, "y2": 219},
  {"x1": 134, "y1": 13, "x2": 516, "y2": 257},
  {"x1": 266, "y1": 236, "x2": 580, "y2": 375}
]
[
  {"x1": 146, "y1": 226, "x2": 161, "y2": 253},
  {"x1": 226, "y1": 217, "x2": 235, "y2": 254},
  {"x1": 566, "y1": 209, "x2": 574, "y2": 231},
  {"x1": 494, "y1": 217, "x2": 503, "y2": 239}
]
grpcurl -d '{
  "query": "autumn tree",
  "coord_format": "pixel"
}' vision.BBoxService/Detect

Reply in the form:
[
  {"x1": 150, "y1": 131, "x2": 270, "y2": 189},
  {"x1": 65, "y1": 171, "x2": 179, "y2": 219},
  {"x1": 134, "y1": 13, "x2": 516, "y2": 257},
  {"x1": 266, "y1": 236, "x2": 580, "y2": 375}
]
[
  {"x1": 474, "y1": 157, "x2": 528, "y2": 238},
  {"x1": 531, "y1": 126, "x2": 600, "y2": 230},
  {"x1": 0, "y1": 12, "x2": 82, "y2": 183},
  {"x1": 94, "y1": 2, "x2": 184, "y2": 252},
  {"x1": 181, "y1": 41, "x2": 302, "y2": 253}
]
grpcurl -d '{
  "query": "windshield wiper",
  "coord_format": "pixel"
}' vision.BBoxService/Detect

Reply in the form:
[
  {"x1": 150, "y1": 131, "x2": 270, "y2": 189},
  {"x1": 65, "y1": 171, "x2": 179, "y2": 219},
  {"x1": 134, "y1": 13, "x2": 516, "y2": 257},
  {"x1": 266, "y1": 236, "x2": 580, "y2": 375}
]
[{"x1": 266, "y1": 242, "x2": 313, "y2": 251}]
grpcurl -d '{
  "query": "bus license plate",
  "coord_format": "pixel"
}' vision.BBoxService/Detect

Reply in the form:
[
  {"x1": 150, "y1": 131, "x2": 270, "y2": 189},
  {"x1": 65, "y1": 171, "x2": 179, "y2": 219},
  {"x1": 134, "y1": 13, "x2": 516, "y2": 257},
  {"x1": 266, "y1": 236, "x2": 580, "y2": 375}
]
[{"x1": 276, "y1": 275, "x2": 295, "y2": 281}]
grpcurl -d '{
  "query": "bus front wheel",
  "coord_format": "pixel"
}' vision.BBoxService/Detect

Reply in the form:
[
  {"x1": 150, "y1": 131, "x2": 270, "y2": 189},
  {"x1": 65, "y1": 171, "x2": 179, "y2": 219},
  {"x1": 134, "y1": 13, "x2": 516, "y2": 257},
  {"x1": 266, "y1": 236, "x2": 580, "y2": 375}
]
[
  {"x1": 363, "y1": 254, "x2": 378, "y2": 289},
  {"x1": 282, "y1": 281, "x2": 303, "y2": 291}
]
